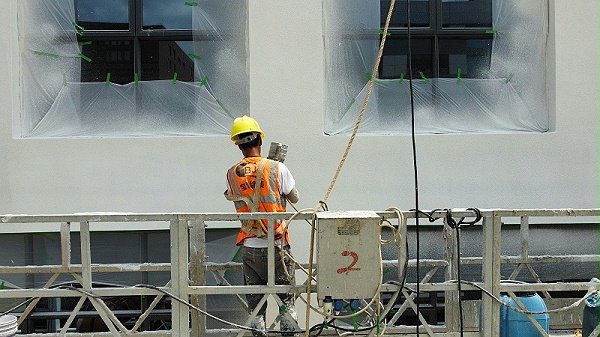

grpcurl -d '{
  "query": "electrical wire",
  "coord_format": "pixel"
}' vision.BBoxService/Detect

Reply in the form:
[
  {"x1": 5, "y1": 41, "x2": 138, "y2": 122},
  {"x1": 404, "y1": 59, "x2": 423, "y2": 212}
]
[
  {"x1": 133, "y1": 284, "x2": 284, "y2": 334},
  {"x1": 5, "y1": 276, "x2": 595, "y2": 334},
  {"x1": 295, "y1": 223, "x2": 387, "y2": 320},
  {"x1": 137, "y1": 283, "x2": 390, "y2": 336},
  {"x1": 1, "y1": 297, "x2": 37, "y2": 316},
  {"x1": 286, "y1": 212, "x2": 405, "y2": 337},
  {"x1": 384, "y1": 207, "x2": 410, "y2": 316},
  {"x1": 402, "y1": 0, "x2": 423, "y2": 334},
  {"x1": 303, "y1": 0, "x2": 397, "y2": 334},
  {"x1": 446, "y1": 279, "x2": 599, "y2": 315},
  {"x1": 443, "y1": 208, "x2": 483, "y2": 337}
]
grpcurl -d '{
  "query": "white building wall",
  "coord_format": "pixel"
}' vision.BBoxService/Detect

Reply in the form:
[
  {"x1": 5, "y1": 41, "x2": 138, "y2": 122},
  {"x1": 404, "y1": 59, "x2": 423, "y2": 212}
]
[{"x1": 0, "y1": 0, "x2": 597, "y2": 226}]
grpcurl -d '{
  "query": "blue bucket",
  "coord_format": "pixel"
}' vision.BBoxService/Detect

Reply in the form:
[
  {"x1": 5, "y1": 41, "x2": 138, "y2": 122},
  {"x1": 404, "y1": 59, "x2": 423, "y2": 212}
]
[
  {"x1": 499, "y1": 293, "x2": 549, "y2": 337},
  {"x1": 582, "y1": 293, "x2": 599, "y2": 337}
]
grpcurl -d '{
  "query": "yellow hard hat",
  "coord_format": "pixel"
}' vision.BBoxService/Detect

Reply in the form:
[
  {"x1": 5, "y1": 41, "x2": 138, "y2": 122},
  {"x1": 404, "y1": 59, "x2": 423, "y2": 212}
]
[{"x1": 230, "y1": 115, "x2": 265, "y2": 144}]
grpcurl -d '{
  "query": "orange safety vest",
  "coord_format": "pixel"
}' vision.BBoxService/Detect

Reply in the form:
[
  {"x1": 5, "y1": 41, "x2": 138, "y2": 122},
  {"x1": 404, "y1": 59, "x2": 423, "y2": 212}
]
[{"x1": 225, "y1": 157, "x2": 290, "y2": 246}]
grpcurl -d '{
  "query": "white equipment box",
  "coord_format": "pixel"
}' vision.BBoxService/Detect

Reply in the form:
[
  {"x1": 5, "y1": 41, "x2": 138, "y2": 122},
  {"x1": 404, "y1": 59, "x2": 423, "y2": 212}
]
[{"x1": 316, "y1": 211, "x2": 381, "y2": 301}]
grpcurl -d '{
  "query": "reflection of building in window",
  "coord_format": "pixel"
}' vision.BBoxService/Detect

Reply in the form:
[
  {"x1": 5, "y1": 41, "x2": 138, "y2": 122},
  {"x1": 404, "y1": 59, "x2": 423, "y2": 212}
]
[
  {"x1": 143, "y1": 40, "x2": 194, "y2": 82},
  {"x1": 79, "y1": 22, "x2": 194, "y2": 84},
  {"x1": 379, "y1": 0, "x2": 493, "y2": 79}
]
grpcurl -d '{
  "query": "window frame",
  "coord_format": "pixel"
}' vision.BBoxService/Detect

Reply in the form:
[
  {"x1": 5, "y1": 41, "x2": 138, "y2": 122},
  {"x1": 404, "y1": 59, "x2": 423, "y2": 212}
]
[
  {"x1": 17, "y1": 0, "x2": 247, "y2": 138},
  {"x1": 323, "y1": 0, "x2": 550, "y2": 135},
  {"x1": 75, "y1": 0, "x2": 194, "y2": 83},
  {"x1": 380, "y1": 0, "x2": 494, "y2": 79}
]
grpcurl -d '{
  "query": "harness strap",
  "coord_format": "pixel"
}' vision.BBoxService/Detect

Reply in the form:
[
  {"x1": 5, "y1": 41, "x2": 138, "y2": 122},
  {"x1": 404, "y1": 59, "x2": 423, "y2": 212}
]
[{"x1": 225, "y1": 159, "x2": 270, "y2": 237}]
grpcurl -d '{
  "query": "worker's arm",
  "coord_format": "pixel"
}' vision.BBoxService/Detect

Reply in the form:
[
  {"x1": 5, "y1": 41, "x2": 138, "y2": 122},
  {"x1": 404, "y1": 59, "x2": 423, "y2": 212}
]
[
  {"x1": 278, "y1": 162, "x2": 298, "y2": 203},
  {"x1": 285, "y1": 186, "x2": 299, "y2": 204}
]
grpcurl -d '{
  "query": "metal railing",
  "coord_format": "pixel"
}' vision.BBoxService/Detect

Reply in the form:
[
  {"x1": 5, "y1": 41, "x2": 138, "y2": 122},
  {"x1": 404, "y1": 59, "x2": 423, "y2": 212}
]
[{"x1": 0, "y1": 209, "x2": 598, "y2": 337}]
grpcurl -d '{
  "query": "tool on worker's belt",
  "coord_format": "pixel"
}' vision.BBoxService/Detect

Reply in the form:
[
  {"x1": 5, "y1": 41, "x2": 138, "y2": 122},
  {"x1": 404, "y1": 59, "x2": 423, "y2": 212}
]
[{"x1": 267, "y1": 142, "x2": 288, "y2": 163}]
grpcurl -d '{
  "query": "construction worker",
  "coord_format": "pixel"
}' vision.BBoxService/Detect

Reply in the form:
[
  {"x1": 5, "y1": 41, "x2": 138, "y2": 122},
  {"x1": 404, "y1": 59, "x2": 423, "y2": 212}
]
[{"x1": 224, "y1": 115, "x2": 299, "y2": 337}]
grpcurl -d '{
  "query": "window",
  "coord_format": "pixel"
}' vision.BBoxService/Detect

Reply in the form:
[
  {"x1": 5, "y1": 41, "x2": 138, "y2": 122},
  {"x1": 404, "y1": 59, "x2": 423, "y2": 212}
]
[
  {"x1": 75, "y1": 0, "x2": 195, "y2": 83},
  {"x1": 17, "y1": 0, "x2": 248, "y2": 138},
  {"x1": 323, "y1": 0, "x2": 550, "y2": 135},
  {"x1": 380, "y1": 0, "x2": 493, "y2": 79}
]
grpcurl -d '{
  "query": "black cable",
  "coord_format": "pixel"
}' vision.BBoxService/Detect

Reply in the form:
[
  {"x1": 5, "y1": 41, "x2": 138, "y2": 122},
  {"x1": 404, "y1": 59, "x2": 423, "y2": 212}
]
[
  {"x1": 307, "y1": 319, "x2": 334, "y2": 337},
  {"x1": 1, "y1": 297, "x2": 37, "y2": 316},
  {"x1": 307, "y1": 313, "x2": 385, "y2": 336},
  {"x1": 445, "y1": 209, "x2": 465, "y2": 337},
  {"x1": 405, "y1": 0, "x2": 420, "y2": 334},
  {"x1": 445, "y1": 208, "x2": 482, "y2": 337},
  {"x1": 410, "y1": 208, "x2": 442, "y2": 223},
  {"x1": 326, "y1": 322, "x2": 377, "y2": 333},
  {"x1": 400, "y1": 226, "x2": 409, "y2": 296}
]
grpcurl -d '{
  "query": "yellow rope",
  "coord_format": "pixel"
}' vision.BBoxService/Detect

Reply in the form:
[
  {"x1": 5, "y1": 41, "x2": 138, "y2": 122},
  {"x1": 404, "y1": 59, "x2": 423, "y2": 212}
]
[{"x1": 304, "y1": 1, "x2": 397, "y2": 334}]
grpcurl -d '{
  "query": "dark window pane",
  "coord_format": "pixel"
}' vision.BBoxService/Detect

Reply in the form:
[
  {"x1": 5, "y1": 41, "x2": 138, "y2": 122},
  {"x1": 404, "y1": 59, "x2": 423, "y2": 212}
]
[
  {"x1": 80, "y1": 39, "x2": 135, "y2": 84},
  {"x1": 75, "y1": 0, "x2": 129, "y2": 30},
  {"x1": 140, "y1": 41, "x2": 195, "y2": 82},
  {"x1": 380, "y1": 38, "x2": 433, "y2": 79},
  {"x1": 143, "y1": 0, "x2": 192, "y2": 30},
  {"x1": 382, "y1": 0, "x2": 430, "y2": 28},
  {"x1": 441, "y1": 0, "x2": 492, "y2": 28},
  {"x1": 438, "y1": 38, "x2": 492, "y2": 78}
]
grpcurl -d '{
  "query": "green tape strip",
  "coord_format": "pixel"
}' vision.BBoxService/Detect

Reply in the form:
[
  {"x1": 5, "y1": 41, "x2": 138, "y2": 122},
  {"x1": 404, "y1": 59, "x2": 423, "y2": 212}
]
[
  {"x1": 199, "y1": 75, "x2": 208, "y2": 88},
  {"x1": 173, "y1": 72, "x2": 178, "y2": 83},
  {"x1": 377, "y1": 315, "x2": 381, "y2": 334},
  {"x1": 366, "y1": 72, "x2": 387, "y2": 87},
  {"x1": 420, "y1": 71, "x2": 429, "y2": 84},
  {"x1": 33, "y1": 50, "x2": 60, "y2": 58},
  {"x1": 106, "y1": 73, "x2": 111, "y2": 86},
  {"x1": 399, "y1": 73, "x2": 405, "y2": 84},
  {"x1": 188, "y1": 53, "x2": 201, "y2": 60},
  {"x1": 216, "y1": 99, "x2": 234, "y2": 118},
  {"x1": 78, "y1": 41, "x2": 92, "y2": 47},
  {"x1": 375, "y1": 80, "x2": 388, "y2": 87},
  {"x1": 71, "y1": 22, "x2": 85, "y2": 31},
  {"x1": 343, "y1": 98, "x2": 356, "y2": 115},
  {"x1": 72, "y1": 22, "x2": 85, "y2": 37},
  {"x1": 352, "y1": 310, "x2": 359, "y2": 331},
  {"x1": 134, "y1": 73, "x2": 139, "y2": 86},
  {"x1": 78, "y1": 53, "x2": 91, "y2": 62},
  {"x1": 504, "y1": 73, "x2": 513, "y2": 84},
  {"x1": 456, "y1": 68, "x2": 462, "y2": 84},
  {"x1": 185, "y1": 1, "x2": 198, "y2": 6},
  {"x1": 377, "y1": 29, "x2": 390, "y2": 36},
  {"x1": 486, "y1": 29, "x2": 497, "y2": 34}
]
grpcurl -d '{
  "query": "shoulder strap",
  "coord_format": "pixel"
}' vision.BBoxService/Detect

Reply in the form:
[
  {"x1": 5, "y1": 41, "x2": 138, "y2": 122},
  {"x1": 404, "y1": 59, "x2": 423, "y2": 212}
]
[
  {"x1": 223, "y1": 158, "x2": 268, "y2": 212},
  {"x1": 225, "y1": 159, "x2": 272, "y2": 237},
  {"x1": 224, "y1": 158, "x2": 269, "y2": 211},
  {"x1": 250, "y1": 159, "x2": 269, "y2": 212}
]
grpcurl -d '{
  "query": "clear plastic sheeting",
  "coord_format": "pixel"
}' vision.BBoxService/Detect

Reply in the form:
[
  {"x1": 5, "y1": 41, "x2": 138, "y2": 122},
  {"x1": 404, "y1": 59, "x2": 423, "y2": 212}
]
[
  {"x1": 324, "y1": 0, "x2": 550, "y2": 135},
  {"x1": 193, "y1": 0, "x2": 249, "y2": 126},
  {"x1": 18, "y1": 0, "x2": 81, "y2": 137},
  {"x1": 17, "y1": 0, "x2": 248, "y2": 138},
  {"x1": 29, "y1": 82, "x2": 233, "y2": 137}
]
